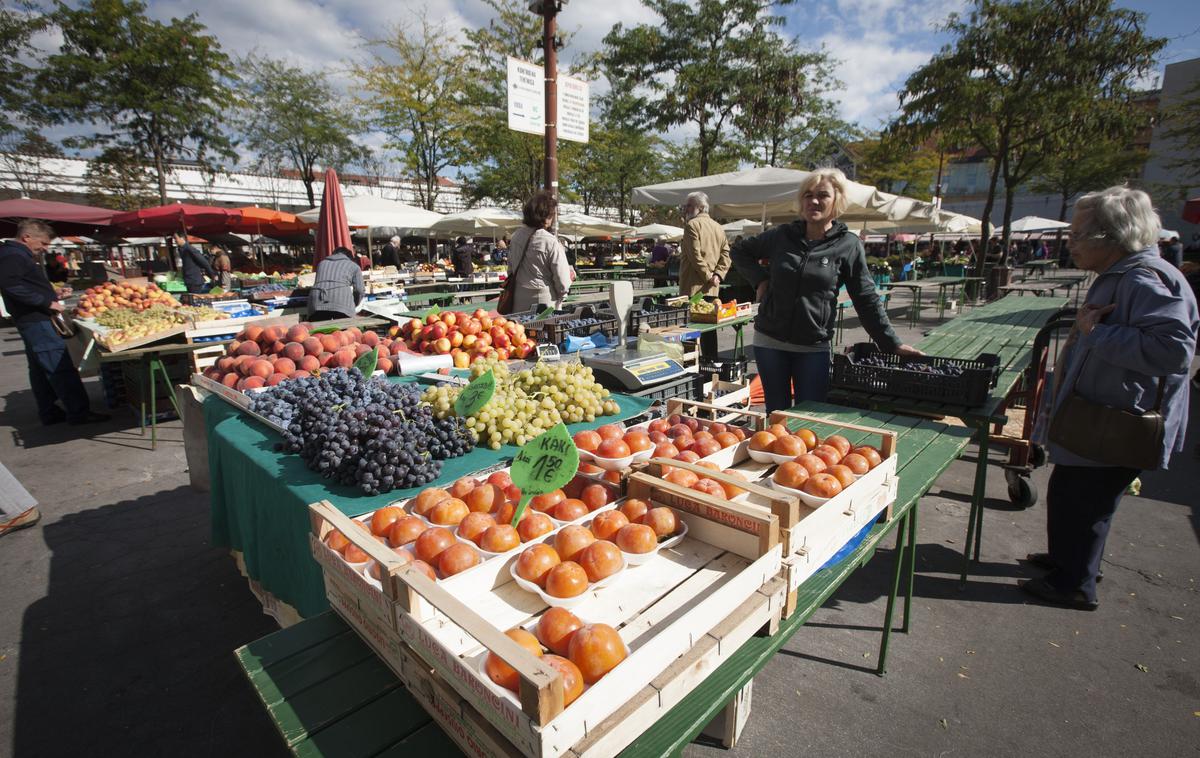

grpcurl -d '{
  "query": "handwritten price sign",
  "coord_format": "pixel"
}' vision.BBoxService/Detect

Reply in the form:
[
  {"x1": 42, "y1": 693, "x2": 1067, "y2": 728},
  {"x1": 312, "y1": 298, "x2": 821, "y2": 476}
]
[
  {"x1": 454, "y1": 369, "x2": 495, "y2": 417},
  {"x1": 508, "y1": 423, "x2": 579, "y2": 526},
  {"x1": 354, "y1": 346, "x2": 379, "y2": 377}
]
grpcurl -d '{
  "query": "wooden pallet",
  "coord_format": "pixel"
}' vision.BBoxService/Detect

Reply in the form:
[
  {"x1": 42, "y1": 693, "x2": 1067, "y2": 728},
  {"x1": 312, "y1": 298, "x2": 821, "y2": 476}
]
[{"x1": 309, "y1": 487, "x2": 784, "y2": 758}]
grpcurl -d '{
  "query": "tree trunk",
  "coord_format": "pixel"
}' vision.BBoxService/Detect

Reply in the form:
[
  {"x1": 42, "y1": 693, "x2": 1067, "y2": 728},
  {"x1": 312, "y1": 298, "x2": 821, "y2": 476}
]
[
  {"x1": 1000, "y1": 179, "x2": 1017, "y2": 265},
  {"x1": 303, "y1": 175, "x2": 316, "y2": 208},
  {"x1": 153, "y1": 147, "x2": 167, "y2": 206},
  {"x1": 698, "y1": 122, "x2": 709, "y2": 176},
  {"x1": 974, "y1": 155, "x2": 1004, "y2": 277}
]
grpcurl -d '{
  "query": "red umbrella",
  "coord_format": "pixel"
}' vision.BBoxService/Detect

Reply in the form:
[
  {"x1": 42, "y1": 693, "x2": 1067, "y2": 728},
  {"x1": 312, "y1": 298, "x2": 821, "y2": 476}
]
[
  {"x1": 1183, "y1": 197, "x2": 1200, "y2": 225},
  {"x1": 0, "y1": 198, "x2": 115, "y2": 236},
  {"x1": 110, "y1": 203, "x2": 239, "y2": 237},
  {"x1": 313, "y1": 168, "x2": 353, "y2": 266}
]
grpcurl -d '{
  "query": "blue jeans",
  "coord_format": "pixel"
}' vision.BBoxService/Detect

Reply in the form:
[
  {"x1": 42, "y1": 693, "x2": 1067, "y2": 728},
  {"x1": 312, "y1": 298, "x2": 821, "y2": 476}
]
[
  {"x1": 16, "y1": 319, "x2": 91, "y2": 423},
  {"x1": 754, "y1": 346, "x2": 830, "y2": 413}
]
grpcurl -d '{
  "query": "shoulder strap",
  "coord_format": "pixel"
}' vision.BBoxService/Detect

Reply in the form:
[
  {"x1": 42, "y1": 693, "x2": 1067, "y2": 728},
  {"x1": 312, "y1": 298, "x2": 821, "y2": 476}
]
[{"x1": 511, "y1": 231, "x2": 534, "y2": 277}]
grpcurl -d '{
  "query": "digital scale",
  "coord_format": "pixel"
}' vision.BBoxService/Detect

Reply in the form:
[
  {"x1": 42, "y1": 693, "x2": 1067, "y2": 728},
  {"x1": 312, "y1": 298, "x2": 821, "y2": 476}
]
[{"x1": 581, "y1": 348, "x2": 689, "y2": 391}]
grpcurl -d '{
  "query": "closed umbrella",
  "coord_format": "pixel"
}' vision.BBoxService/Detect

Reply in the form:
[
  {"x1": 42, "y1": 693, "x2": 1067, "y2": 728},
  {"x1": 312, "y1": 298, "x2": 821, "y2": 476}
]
[
  {"x1": 313, "y1": 168, "x2": 353, "y2": 266},
  {"x1": 1182, "y1": 197, "x2": 1200, "y2": 225}
]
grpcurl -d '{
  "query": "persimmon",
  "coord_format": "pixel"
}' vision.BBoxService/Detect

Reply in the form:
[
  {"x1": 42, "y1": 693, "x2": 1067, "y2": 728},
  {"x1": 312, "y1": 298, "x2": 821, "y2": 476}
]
[
  {"x1": 767, "y1": 423, "x2": 791, "y2": 439},
  {"x1": 826, "y1": 464, "x2": 856, "y2": 489},
  {"x1": 554, "y1": 525, "x2": 596, "y2": 562},
  {"x1": 537, "y1": 607, "x2": 583, "y2": 656},
  {"x1": 590, "y1": 510, "x2": 629, "y2": 542},
  {"x1": 457, "y1": 511, "x2": 496, "y2": 545},
  {"x1": 448, "y1": 477, "x2": 478, "y2": 499},
  {"x1": 545, "y1": 561, "x2": 589, "y2": 598},
  {"x1": 568, "y1": 623, "x2": 627, "y2": 684},
  {"x1": 667, "y1": 423, "x2": 693, "y2": 439},
  {"x1": 368, "y1": 548, "x2": 412, "y2": 581},
  {"x1": 692, "y1": 478, "x2": 726, "y2": 499},
  {"x1": 674, "y1": 450, "x2": 701, "y2": 463},
  {"x1": 437, "y1": 543, "x2": 479, "y2": 577},
  {"x1": 707, "y1": 422, "x2": 728, "y2": 435},
  {"x1": 841, "y1": 453, "x2": 870, "y2": 476},
  {"x1": 749, "y1": 431, "x2": 777, "y2": 451},
  {"x1": 464, "y1": 483, "x2": 506, "y2": 513},
  {"x1": 479, "y1": 524, "x2": 521, "y2": 553},
  {"x1": 771, "y1": 435, "x2": 806, "y2": 457},
  {"x1": 487, "y1": 470, "x2": 513, "y2": 489},
  {"x1": 603, "y1": 470, "x2": 622, "y2": 485},
  {"x1": 803, "y1": 473, "x2": 843, "y2": 499},
  {"x1": 691, "y1": 430, "x2": 715, "y2": 445},
  {"x1": 369, "y1": 506, "x2": 405, "y2": 536},
  {"x1": 647, "y1": 418, "x2": 670, "y2": 434},
  {"x1": 406, "y1": 559, "x2": 437, "y2": 582},
  {"x1": 596, "y1": 438, "x2": 631, "y2": 458},
  {"x1": 623, "y1": 431, "x2": 653, "y2": 453},
  {"x1": 541, "y1": 655, "x2": 584, "y2": 706},
  {"x1": 653, "y1": 441, "x2": 680, "y2": 459},
  {"x1": 577, "y1": 462, "x2": 604, "y2": 475},
  {"x1": 773, "y1": 461, "x2": 811, "y2": 490},
  {"x1": 794, "y1": 428, "x2": 819, "y2": 449},
  {"x1": 714, "y1": 431, "x2": 740, "y2": 448},
  {"x1": 324, "y1": 529, "x2": 350, "y2": 553},
  {"x1": 428, "y1": 497, "x2": 469, "y2": 526},
  {"x1": 689, "y1": 438, "x2": 722, "y2": 458},
  {"x1": 794, "y1": 453, "x2": 828, "y2": 476},
  {"x1": 580, "y1": 483, "x2": 609, "y2": 511},
  {"x1": 517, "y1": 512, "x2": 555, "y2": 542},
  {"x1": 647, "y1": 430, "x2": 670, "y2": 444},
  {"x1": 853, "y1": 446, "x2": 883, "y2": 469},
  {"x1": 663, "y1": 467, "x2": 699, "y2": 488},
  {"x1": 484, "y1": 628, "x2": 543, "y2": 693},
  {"x1": 596, "y1": 423, "x2": 624, "y2": 440},
  {"x1": 386, "y1": 516, "x2": 426, "y2": 547},
  {"x1": 824, "y1": 434, "x2": 852, "y2": 457},
  {"x1": 616, "y1": 524, "x2": 657, "y2": 554},
  {"x1": 411, "y1": 487, "x2": 451, "y2": 516},
  {"x1": 343, "y1": 543, "x2": 369, "y2": 564},
  {"x1": 573, "y1": 429, "x2": 602, "y2": 452},
  {"x1": 553, "y1": 498, "x2": 589, "y2": 522},
  {"x1": 516, "y1": 544, "x2": 560, "y2": 586},
  {"x1": 642, "y1": 507, "x2": 678, "y2": 538},
  {"x1": 530, "y1": 489, "x2": 566, "y2": 512},
  {"x1": 811, "y1": 444, "x2": 843, "y2": 467},
  {"x1": 578, "y1": 540, "x2": 623, "y2": 582},
  {"x1": 728, "y1": 426, "x2": 747, "y2": 441},
  {"x1": 414, "y1": 527, "x2": 455, "y2": 563},
  {"x1": 719, "y1": 470, "x2": 748, "y2": 499},
  {"x1": 620, "y1": 498, "x2": 650, "y2": 523}
]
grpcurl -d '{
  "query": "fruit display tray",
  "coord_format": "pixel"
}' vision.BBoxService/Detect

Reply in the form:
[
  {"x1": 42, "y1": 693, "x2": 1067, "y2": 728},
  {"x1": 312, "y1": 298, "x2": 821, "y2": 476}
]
[
  {"x1": 309, "y1": 485, "x2": 784, "y2": 758},
  {"x1": 831, "y1": 342, "x2": 1000, "y2": 407}
]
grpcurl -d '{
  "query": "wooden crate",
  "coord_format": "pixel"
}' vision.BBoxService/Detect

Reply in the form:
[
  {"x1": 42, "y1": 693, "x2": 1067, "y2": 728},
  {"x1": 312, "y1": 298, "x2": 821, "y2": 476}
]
[{"x1": 309, "y1": 489, "x2": 784, "y2": 758}]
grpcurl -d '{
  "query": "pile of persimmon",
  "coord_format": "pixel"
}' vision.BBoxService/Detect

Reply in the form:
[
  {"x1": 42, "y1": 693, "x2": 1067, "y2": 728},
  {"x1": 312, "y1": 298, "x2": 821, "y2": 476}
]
[
  {"x1": 485, "y1": 612, "x2": 627, "y2": 705},
  {"x1": 514, "y1": 528, "x2": 624, "y2": 597},
  {"x1": 766, "y1": 428, "x2": 885, "y2": 500},
  {"x1": 638, "y1": 414, "x2": 748, "y2": 463},
  {"x1": 573, "y1": 422, "x2": 653, "y2": 464},
  {"x1": 660, "y1": 461, "x2": 748, "y2": 501},
  {"x1": 588, "y1": 499, "x2": 682, "y2": 555}
]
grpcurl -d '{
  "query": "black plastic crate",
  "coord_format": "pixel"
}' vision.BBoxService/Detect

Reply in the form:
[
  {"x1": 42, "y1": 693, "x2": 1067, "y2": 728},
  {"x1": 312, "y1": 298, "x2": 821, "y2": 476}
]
[
  {"x1": 180, "y1": 291, "x2": 245, "y2": 306},
  {"x1": 699, "y1": 356, "x2": 748, "y2": 382},
  {"x1": 625, "y1": 298, "x2": 690, "y2": 336},
  {"x1": 831, "y1": 343, "x2": 1000, "y2": 407},
  {"x1": 627, "y1": 372, "x2": 704, "y2": 403},
  {"x1": 530, "y1": 306, "x2": 620, "y2": 349}
]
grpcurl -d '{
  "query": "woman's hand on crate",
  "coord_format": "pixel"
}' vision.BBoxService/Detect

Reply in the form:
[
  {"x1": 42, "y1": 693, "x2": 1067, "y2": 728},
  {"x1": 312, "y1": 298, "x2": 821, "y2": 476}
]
[{"x1": 894, "y1": 343, "x2": 924, "y2": 357}]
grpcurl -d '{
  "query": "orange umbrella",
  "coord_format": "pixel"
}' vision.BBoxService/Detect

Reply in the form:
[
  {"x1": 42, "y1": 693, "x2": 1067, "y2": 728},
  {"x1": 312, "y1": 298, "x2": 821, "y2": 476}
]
[
  {"x1": 313, "y1": 168, "x2": 353, "y2": 266},
  {"x1": 230, "y1": 206, "x2": 312, "y2": 236}
]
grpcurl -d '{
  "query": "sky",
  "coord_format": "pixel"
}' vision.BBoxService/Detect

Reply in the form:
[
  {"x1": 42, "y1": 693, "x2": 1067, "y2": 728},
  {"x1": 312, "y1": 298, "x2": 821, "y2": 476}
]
[{"x1": 43, "y1": 0, "x2": 1200, "y2": 155}]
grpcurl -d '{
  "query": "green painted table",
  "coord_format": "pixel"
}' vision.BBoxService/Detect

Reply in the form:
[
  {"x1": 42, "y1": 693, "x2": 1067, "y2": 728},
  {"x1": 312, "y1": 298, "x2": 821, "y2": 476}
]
[
  {"x1": 829, "y1": 294, "x2": 1071, "y2": 582},
  {"x1": 236, "y1": 403, "x2": 973, "y2": 757},
  {"x1": 881, "y1": 276, "x2": 965, "y2": 326}
]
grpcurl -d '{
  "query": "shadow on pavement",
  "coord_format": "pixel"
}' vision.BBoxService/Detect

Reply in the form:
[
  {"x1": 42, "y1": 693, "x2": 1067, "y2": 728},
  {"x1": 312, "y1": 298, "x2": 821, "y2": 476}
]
[{"x1": 13, "y1": 485, "x2": 285, "y2": 758}]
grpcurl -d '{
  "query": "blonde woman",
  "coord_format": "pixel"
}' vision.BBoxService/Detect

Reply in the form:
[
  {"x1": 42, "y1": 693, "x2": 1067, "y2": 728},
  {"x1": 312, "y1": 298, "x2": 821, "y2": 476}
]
[{"x1": 731, "y1": 167, "x2": 920, "y2": 412}]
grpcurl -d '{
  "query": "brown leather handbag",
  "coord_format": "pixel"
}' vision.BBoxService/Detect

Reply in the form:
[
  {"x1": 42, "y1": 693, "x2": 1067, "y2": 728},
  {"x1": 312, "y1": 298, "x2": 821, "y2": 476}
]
[{"x1": 496, "y1": 236, "x2": 532, "y2": 315}]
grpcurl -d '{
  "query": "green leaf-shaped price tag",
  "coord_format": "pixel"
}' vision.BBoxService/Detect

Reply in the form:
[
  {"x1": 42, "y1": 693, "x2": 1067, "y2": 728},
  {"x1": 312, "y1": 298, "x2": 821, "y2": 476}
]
[
  {"x1": 427, "y1": 304, "x2": 441, "y2": 316},
  {"x1": 454, "y1": 369, "x2": 495, "y2": 417},
  {"x1": 688, "y1": 290, "x2": 705, "y2": 305},
  {"x1": 508, "y1": 423, "x2": 579, "y2": 527},
  {"x1": 310, "y1": 325, "x2": 340, "y2": 334},
  {"x1": 355, "y1": 346, "x2": 379, "y2": 376},
  {"x1": 537, "y1": 306, "x2": 555, "y2": 318}
]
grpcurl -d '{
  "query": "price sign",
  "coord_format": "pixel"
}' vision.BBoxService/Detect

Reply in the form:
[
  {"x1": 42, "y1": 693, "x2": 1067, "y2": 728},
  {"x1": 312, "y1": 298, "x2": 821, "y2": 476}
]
[
  {"x1": 537, "y1": 306, "x2": 555, "y2": 319},
  {"x1": 310, "y1": 325, "x2": 340, "y2": 334},
  {"x1": 454, "y1": 369, "x2": 495, "y2": 417},
  {"x1": 428, "y1": 304, "x2": 441, "y2": 316},
  {"x1": 355, "y1": 346, "x2": 379, "y2": 377},
  {"x1": 688, "y1": 291, "x2": 705, "y2": 306},
  {"x1": 508, "y1": 423, "x2": 579, "y2": 527}
]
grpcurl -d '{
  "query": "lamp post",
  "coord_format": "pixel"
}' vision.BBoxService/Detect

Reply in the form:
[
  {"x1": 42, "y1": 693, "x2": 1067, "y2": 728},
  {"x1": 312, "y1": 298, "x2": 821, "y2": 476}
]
[{"x1": 529, "y1": 1, "x2": 566, "y2": 198}]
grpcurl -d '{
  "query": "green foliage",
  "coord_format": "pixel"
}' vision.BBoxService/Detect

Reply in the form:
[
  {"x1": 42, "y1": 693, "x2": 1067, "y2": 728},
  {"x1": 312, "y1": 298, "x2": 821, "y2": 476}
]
[
  {"x1": 0, "y1": 129, "x2": 62, "y2": 197},
  {"x1": 854, "y1": 136, "x2": 940, "y2": 200},
  {"x1": 565, "y1": 90, "x2": 664, "y2": 223},
  {"x1": 603, "y1": 0, "x2": 787, "y2": 175},
  {"x1": 38, "y1": 0, "x2": 237, "y2": 204},
  {"x1": 1160, "y1": 78, "x2": 1200, "y2": 185},
  {"x1": 0, "y1": 1, "x2": 49, "y2": 137},
  {"x1": 238, "y1": 54, "x2": 365, "y2": 208},
  {"x1": 353, "y1": 16, "x2": 472, "y2": 211},
  {"x1": 84, "y1": 146, "x2": 158, "y2": 210}
]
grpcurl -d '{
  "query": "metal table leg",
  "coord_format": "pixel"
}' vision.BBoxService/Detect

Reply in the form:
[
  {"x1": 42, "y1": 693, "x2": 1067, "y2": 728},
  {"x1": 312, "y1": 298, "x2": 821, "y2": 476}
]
[
  {"x1": 902, "y1": 503, "x2": 918, "y2": 633},
  {"x1": 877, "y1": 510, "x2": 910, "y2": 676},
  {"x1": 960, "y1": 422, "x2": 990, "y2": 583}
]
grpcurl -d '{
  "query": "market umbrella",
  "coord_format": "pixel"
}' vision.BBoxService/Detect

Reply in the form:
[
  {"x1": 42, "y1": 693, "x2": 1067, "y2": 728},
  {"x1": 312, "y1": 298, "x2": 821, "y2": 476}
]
[
  {"x1": 230, "y1": 206, "x2": 311, "y2": 236},
  {"x1": 0, "y1": 198, "x2": 116, "y2": 237},
  {"x1": 1182, "y1": 197, "x2": 1200, "y2": 224},
  {"x1": 556, "y1": 211, "x2": 635, "y2": 238},
  {"x1": 631, "y1": 223, "x2": 683, "y2": 241},
  {"x1": 313, "y1": 167, "x2": 353, "y2": 266},
  {"x1": 721, "y1": 219, "x2": 758, "y2": 235},
  {"x1": 109, "y1": 202, "x2": 240, "y2": 237},
  {"x1": 428, "y1": 206, "x2": 524, "y2": 236},
  {"x1": 297, "y1": 195, "x2": 443, "y2": 230},
  {"x1": 1009, "y1": 216, "x2": 1070, "y2": 233}
]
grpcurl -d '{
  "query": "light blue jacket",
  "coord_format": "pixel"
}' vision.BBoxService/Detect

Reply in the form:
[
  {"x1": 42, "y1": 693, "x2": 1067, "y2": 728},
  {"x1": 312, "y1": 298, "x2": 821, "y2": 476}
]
[{"x1": 1047, "y1": 248, "x2": 1199, "y2": 470}]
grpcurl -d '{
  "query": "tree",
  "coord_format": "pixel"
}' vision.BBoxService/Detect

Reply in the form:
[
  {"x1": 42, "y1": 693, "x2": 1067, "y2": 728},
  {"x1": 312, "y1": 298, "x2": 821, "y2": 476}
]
[
  {"x1": 854, "y1": 136, "x2": 940, "y2": 200},
  {"x1": 603, "y1": 0, "x2": 792, "y2": 176},
  {"x1": 0, "y1": 1, "x2": 49, "y2": 138},
  {"x1": 38, "y1": 0, "x2": 237, "y2": 205},
  {"x1": 1159, "y1": 79, "x2": 1200, "y2": 186},
  {"x1": 566, "y1": 105, "x2": 664, "y2": 223},
  {"x1": 353, "y1": 16, "x2": 471, "y2": 211},
  {"x1": 0, "y1": 130, "x2": 63, "y2": 198},
  {"x1": 734, "y1": 39, "x2": 840, "y2": 167},
  {"x1": 892, "y1": 0, "x2": 1164, "y2": 268},
  {"x1": 661, "y1": 139, "x2": 741, "y2": 181},
  {"x1": 237, "y1": 54, "x2": 365, "y2": 208},
  {"x1": 84, "y1": 147, "x2": 158, "y2": 210}
]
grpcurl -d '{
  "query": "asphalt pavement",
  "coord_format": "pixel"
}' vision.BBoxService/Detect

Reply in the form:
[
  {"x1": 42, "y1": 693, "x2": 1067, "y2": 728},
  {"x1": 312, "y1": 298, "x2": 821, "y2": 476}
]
[{"x1": 0, "y1": 288, "x2": 1196, "y2": 758}]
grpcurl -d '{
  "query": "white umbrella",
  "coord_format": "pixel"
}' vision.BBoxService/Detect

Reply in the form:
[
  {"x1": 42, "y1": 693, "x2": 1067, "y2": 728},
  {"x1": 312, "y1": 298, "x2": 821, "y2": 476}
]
[
  {"x1": 556, "y1": 211, "x2": 634, "y2": 238},
  {"x1": 297, "y1": 194, "x2": 443, "y2": 230},
  {"x1": 633, "y1": 166, "x2": 957, "y2": 229},
  {"x1": 631, "y1": 223, "x2": 683, "y2": 241},
  {"x1": 1009, "y1": 216, "x2": 1070, "y2": 233},
  {"x1": 721, "y1": 219, "x2": 759, "y2": 234},
  {"x1": 427, "y1": 206, "x2": 524, "y2": 236}
]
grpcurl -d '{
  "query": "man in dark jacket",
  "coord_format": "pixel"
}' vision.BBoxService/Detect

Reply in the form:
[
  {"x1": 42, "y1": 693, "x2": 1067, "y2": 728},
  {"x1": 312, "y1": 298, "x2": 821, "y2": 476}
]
[
  {"x1": 0, "y1": 220, "x2": 108, "y2": 426},
  {"x1": 174, "y1": 231, "x2": 216, "y2": 293},
  {"x1": 453, "y1": 237, "x2": 475, "y2": 277},
  {"x1": 381, "y1": 236, "x2": 403, "y2": 268}
]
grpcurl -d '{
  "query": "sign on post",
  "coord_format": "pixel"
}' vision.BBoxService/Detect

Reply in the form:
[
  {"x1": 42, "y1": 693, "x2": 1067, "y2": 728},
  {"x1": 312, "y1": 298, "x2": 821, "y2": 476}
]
[
  {"x1": 557, "y1": 75, "x2": 589, "y2": 143},
  {"x1": 507, "y1": 56, "x2": 544, "y2": 136}
]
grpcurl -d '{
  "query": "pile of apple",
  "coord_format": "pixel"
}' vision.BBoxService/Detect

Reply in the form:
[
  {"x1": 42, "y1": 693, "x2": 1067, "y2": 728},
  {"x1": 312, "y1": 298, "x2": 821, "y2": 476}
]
[
  {"x1": 74, "y1": 281, "x2": 180, "y2": 319},
  {"x1": 387, "y1": 309, "x2": 536, "y2": 368},
  {"x1": 200, "y1": 323, "x2": 402, "y2": 391}
]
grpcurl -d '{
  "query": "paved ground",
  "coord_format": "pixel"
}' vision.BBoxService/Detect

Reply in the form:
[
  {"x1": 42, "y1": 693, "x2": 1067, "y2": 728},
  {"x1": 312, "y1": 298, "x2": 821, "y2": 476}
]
[{"x1": 0, "y1": 288, "x2": 1197, "y2": 758}]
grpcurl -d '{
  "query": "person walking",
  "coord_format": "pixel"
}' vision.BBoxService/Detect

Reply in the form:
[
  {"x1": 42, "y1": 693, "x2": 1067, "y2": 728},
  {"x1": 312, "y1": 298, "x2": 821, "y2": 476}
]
[
  {"x1": 307, "y1": 246, "x2": 364, "y2": 322},
  {"x1": 381, "y1": 236, "x2": 403, "y2": 268},
  {"x1": 1023, "y1": 186, "x2": 1199, "y2": 611},
  {"x1": 174, "y1": 231, "x2": 216, "y2": 294},
  {"x1": 211, "y1": 245, "x2": 233, "y2": 290},
  {"x1": 731, "y1": 168, "x2": 920, "y2": 413},
  {"x1": 453, "y1": 237, "x2": 475, "y2": 278},
  {"x1": 678, "y1": 191, "x2": 731, "y2": 360},
  {"x1": 507, "y1": 191, "x2": 573, "y2": 312},
  {"x1": 0, "y1": 219, "x2": 109, "y2": 426}
]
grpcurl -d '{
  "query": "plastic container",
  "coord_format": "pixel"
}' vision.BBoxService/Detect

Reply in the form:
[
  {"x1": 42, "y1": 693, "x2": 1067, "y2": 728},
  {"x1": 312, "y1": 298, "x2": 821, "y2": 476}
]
[
  {"x1": 618, "y1": 520, "x2": 689, "y2": 566},
  {"x1": 831, "y1": 343, "x2": 1000, "y2": 407}
]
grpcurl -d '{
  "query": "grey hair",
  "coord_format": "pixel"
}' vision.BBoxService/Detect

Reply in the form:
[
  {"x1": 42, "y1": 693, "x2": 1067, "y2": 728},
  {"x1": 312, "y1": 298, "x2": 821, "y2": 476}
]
[
  {"x1": 685, "y1": 191, "x2": 710, "y2": 213},
  {"x1": 1073, "y1": 186, "x2": 1161, "y2": 254},
  {"x1": 390, "y1": 236, "x2": 401, "y2": 244}
]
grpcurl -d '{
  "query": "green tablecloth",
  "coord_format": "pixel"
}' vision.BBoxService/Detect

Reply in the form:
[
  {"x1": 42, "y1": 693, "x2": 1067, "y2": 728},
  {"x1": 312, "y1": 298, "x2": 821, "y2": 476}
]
[{"x1": 207, "y1": 391, "x2": 652, "y2": 617}]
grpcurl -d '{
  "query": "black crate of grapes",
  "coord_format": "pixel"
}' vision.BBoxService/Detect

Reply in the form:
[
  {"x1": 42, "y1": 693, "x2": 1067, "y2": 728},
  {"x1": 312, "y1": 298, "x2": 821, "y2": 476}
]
[
  {"x1": 529, "y1": 307, "x2": 621, "y2": 349},
  {"x1": 624, "y1": 298, "x2": 690, "y2": 336},
  {"x1": 831, "y1": 343, "x2": 1000, "y2": 407}
]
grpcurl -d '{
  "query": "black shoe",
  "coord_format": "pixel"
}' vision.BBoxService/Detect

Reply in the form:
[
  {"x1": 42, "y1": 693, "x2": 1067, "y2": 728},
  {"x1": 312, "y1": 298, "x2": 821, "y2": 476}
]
[
  {"x1": 41, "y1": 413, "x2": 67, "y2": 426},
  {"x1": 68, "y1": 411, "x2": 112, "y2": 426},
  {"x1": 1019, "y1": 577, "x2": 1099, "y2": 611},
  {"x1": 1024, "y1": 552, "x2": 1102, "y2": 582}
]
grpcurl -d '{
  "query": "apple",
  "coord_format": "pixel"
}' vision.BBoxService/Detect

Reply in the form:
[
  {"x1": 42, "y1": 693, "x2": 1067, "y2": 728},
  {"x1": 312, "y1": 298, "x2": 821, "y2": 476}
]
[
  {"x1": 450, "y1": 331, "x2": 464, "y2": 348},
  {"x1": 442, "y1": 312, "x2": 457, "y2": 328},
  {"x1": 426, "y1": 313, "x2": 441, "y2": 325},
  {"x1": 462, "y1": 334, "x2": 477, "y2": 349},
  {"x1": 453, "y1": 351, "x2": 470, "y2": 368},
  {"x1": 434, "y1": 337, "x2": 452, "y2": 354},
  {"x1": 472, "y1": 308, "x2": 488, "y2": 320},
  {"x1": 476, "y1": 332, "x2": 492, "y2": 348},
  {"x1": 495, "y1": 348, "x2": 510, "y2": 360},
  {"x1": 429, "y1": 323, "x2": 447, "y2": 340}
]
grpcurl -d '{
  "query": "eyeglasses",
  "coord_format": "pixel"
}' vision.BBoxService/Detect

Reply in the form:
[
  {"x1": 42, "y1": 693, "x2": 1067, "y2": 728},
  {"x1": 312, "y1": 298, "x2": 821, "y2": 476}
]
[{"x1": 1067, "y1": 231, "x2": 1105, "y2": 243}]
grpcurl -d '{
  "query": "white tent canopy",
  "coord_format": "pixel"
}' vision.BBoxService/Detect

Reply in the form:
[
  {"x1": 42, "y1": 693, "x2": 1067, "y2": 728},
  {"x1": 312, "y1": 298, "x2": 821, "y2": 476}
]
[
  {"x1": 297, "y1": 194, "x2": 443, "y2": 230},
  {"x1": 428, "y1": 206, "x2": 524, "y2": 236},
  {"x1": 721, "y1": 219, "x2": 759, "y2": 234},
  {"x1": 631, "y1": 223, "x2": 683, "y2": 241},
  {"x1": 1009, "y1": 216, "x2": 1070, "y2": 233},
  {"x1": 556, "y1": 211, "x2": 635, "y2": 238},
  {"x1": 632, "y1": 166, "x2": 966, "y2": 231}
]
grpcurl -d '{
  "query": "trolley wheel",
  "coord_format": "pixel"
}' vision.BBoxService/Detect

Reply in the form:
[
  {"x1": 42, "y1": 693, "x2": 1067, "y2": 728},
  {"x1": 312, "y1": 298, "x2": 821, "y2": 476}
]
[
  {"x1": 1005, "y1": 469, "x2": 1038, "y2": 509},
  {"x1": 1030, "y1": 443, "x2": 1047, "y2": 468}
]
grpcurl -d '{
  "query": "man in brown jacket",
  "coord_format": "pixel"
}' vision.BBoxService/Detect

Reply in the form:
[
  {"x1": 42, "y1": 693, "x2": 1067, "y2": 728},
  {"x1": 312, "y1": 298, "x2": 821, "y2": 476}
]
[{"x1": 679, "y1": 191, "x2": 730, "y2": 359}]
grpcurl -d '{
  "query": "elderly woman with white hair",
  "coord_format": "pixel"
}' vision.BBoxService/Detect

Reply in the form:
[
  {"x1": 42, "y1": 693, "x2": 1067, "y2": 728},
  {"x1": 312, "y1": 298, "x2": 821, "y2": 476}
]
[
  {"x1": 1021, "y1": 186, "x2": 1198, "y2": 611},
  {"x1": 731, "y1": 167, "x2": 920, "y2": 412}
]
